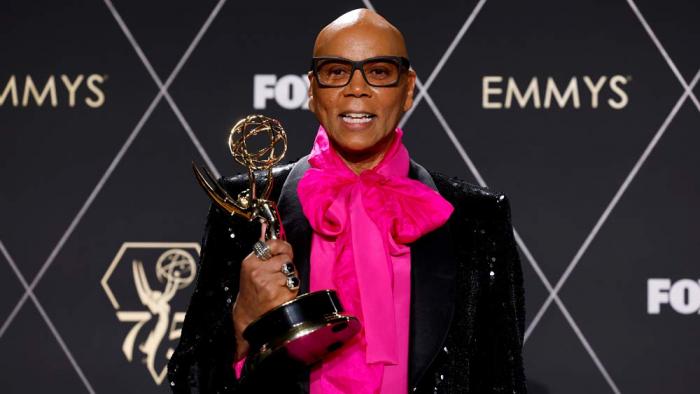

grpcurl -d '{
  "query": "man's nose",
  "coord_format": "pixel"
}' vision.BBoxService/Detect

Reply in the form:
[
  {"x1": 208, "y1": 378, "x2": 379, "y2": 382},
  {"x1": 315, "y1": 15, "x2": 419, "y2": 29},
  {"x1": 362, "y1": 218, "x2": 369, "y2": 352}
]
[{"x1": 343, "y1": 68, "x2": 371, "y2": 97}]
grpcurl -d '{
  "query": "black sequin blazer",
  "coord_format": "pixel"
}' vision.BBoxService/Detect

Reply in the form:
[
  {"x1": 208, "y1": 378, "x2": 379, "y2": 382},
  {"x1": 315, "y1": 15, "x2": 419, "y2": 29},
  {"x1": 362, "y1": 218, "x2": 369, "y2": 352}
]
[{"x1": 168, "y1": 157, "x2": 527, "y2": 393}]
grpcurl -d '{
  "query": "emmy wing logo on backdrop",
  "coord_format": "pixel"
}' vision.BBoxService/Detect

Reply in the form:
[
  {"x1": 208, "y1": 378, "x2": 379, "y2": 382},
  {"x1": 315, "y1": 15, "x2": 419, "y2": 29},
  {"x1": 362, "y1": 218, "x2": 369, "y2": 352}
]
[{"x1": 101, "y1": 242, "x2": 200, "y2": 384}]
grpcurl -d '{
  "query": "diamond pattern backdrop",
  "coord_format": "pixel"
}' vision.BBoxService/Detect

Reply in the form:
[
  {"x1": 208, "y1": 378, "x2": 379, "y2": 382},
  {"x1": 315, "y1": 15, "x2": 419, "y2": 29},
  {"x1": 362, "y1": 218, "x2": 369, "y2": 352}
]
[{"x1": 1, "y1": 0, "x2": 699, "y2": 393}]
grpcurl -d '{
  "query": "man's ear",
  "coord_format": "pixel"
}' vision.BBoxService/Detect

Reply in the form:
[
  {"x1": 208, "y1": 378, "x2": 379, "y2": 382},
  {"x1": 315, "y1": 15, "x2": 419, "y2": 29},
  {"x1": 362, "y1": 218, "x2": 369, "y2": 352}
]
[
  {"x1": 402, "y1": 69, "x2": 417, "y2": 112},
  {"x1": 307, "y1": 71, "x2": 316, "y2": 113}
]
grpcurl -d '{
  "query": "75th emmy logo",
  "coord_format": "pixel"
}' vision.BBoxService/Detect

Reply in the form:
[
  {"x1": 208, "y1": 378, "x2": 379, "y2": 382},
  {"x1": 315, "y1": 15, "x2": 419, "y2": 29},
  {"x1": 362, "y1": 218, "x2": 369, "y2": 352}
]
[{"x1": 101, "y1": 242, "x2": 200, "y2": 384}]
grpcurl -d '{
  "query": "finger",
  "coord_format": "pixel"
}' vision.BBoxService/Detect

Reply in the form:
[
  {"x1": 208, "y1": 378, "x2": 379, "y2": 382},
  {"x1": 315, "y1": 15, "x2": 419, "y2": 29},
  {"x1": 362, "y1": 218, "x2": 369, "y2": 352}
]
[
  {"x1": 280, "y1": 261, "x2": 296, "y2": 276},
  {"x1": 244, "y1": 242, "x2": 288, "y2": 265},
  {"x1": 282, "y1": 275, "x2": 301, "y2": 292},
  {"x1": 264, "y1": 239, "x2": 294, "y2": 260},
  {"x1": 259, "y1": 221, "x2": 268, "y2": 241},
  {"x1": 242, "y1": 250, "x2": 264, "y2": 266},
  {"x1": 258, "y1": 254, "x2": 294, "y2": 273}
]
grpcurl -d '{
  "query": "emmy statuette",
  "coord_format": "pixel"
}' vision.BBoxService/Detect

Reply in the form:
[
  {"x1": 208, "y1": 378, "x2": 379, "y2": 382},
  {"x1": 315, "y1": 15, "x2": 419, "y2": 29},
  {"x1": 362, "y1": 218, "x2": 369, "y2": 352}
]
[{"x1": 192, "y1": 115, "x2": 360, "y2": 378}]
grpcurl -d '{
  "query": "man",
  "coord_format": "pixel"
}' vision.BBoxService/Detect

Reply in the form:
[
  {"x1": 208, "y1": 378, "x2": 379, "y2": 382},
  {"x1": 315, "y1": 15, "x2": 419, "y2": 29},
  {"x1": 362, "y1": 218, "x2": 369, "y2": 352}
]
[{"x1": 169, "y1": 8, "x2": 526, "y2": 393}]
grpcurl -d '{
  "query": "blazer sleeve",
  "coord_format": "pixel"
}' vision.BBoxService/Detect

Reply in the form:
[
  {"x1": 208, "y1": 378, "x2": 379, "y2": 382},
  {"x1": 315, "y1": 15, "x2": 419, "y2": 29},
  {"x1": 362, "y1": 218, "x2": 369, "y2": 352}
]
[
  {"x1": 167, "y1": 201, "x2": 261, "y2": 393},
  {"x1": 482, "y1": 193, "x2": 527, "y2": 393}
]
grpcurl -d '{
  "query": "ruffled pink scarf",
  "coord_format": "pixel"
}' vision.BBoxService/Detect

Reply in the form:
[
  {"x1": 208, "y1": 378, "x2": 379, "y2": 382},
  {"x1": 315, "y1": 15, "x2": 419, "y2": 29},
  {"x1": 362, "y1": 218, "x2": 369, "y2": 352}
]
[{"x1": 298, "y1": 126, "x2": 453, "y2": 393}]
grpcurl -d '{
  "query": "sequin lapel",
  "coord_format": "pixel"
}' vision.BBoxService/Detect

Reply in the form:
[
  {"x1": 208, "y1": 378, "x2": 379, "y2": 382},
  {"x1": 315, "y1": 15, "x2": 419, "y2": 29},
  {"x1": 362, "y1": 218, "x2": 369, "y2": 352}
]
[
  {"x1": 406, "y1": 161, "x2": 457, "y2": 388},
  {"x1": 277, "y1": 157, "x2": 313, "y2": 295}
]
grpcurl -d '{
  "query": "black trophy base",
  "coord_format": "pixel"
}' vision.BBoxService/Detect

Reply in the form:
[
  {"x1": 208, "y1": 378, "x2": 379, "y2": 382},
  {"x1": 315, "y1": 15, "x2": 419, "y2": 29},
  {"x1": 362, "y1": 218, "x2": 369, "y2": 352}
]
[{"x1": 241, "y1": 290, "x2": 360, "y2": 377}]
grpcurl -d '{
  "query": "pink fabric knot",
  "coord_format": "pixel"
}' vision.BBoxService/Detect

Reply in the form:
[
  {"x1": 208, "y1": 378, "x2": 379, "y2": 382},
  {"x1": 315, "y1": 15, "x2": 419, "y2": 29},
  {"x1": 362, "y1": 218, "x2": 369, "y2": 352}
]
[{"x1": 298, "y1": 125, "x2": 453, "y2": 393}]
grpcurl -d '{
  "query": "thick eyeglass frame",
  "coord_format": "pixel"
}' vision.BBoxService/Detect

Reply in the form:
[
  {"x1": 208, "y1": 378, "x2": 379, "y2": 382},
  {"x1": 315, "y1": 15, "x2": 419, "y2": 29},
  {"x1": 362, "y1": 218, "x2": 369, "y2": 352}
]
[{"x1": 310, "y1": 56, "x2": 411, "y2": 88}]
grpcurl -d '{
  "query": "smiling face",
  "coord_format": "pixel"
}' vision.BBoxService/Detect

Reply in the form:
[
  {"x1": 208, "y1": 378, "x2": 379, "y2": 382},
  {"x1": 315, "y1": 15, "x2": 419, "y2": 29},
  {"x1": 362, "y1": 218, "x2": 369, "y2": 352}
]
[{"x1": 308, "y1": 9, "x2": 416, "y2": 170}]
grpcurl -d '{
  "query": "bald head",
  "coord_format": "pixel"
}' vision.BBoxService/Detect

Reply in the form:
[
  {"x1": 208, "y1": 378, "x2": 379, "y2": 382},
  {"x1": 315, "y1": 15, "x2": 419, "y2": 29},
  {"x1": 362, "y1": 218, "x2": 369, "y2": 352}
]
[
  {"x1": 313, "y1": 8, "x2": 408, "y2": 58},
  {"x1": 307, "y1": 9, "x2": 416, "y2": 173}
]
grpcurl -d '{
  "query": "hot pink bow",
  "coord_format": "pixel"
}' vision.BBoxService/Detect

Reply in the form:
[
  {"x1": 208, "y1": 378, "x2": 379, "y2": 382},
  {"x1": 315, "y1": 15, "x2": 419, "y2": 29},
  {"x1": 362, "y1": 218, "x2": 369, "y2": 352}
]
[{"x1": 298, "y1": 126, "x2": 453, "y2": 393}]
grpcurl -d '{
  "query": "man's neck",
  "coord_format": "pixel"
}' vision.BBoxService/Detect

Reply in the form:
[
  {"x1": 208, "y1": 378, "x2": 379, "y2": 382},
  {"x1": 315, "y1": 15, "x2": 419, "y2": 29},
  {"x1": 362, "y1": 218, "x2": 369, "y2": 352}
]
[
  {"x1": 340, "y1": 153, "x2": 385, "y2": 175},
  {"x1": 334, "y1": 133, "x2": 396, "y2": 175}
]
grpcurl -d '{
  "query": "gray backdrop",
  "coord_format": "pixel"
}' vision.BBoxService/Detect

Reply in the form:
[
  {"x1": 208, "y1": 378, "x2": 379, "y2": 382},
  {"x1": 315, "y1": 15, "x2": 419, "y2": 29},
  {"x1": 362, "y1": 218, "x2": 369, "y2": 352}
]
[{"x1": 1, "y1": 0, "x2": 699, "y2": 393}]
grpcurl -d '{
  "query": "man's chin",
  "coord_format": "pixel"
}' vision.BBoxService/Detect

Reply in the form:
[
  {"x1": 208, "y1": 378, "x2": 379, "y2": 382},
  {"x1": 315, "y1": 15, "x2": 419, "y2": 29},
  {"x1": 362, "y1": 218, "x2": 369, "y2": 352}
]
[{"x1": 333, "y1": 140, "x2": 386, "y2": 162}]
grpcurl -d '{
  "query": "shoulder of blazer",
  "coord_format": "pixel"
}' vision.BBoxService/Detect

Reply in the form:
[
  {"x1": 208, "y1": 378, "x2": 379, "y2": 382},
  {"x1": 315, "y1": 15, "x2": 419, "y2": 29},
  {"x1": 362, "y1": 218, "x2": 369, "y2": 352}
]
[
  {"x1": 217, "y1": 161, "x2": 296, "y2": 202},
  {"x1": 428, "y1": 170, "x2": 513, "y2": 221},
  {"x1": 216, "y1": 163, "x2": 513, "y2": 234}
]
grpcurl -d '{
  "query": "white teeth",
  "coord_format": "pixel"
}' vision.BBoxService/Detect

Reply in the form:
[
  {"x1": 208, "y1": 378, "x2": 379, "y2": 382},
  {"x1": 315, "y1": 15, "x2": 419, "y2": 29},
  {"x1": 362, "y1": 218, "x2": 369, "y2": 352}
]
[
  {"x1": 342, "y1": 113, "x2": 373, "y2": 118},
  {"x1": 341, "y1": 113, "x2": 374, "y2": 124},
  {"x1": 342, "y1": 115, "x2": 373, "y2": 124}
]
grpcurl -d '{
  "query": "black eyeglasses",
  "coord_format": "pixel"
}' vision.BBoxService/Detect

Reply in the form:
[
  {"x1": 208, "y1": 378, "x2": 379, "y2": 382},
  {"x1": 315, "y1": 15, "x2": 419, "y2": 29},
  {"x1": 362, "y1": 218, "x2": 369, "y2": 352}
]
[{"x1": 310, "y1": 56, "x2": 411, "y2": 88}]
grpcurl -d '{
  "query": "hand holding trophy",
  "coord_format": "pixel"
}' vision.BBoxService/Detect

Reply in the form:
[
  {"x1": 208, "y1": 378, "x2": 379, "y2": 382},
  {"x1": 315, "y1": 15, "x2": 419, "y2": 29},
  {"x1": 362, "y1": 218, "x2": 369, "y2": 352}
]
[{"x1": 192, "y1": 115, "x2": 360, "y2": 379}]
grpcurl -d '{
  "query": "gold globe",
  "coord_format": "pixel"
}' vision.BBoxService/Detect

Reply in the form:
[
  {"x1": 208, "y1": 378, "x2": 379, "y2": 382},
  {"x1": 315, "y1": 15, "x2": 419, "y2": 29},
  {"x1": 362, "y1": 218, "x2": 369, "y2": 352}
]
[{"x1": 228, "y1": 114, "x2": 288, "y2": 171}]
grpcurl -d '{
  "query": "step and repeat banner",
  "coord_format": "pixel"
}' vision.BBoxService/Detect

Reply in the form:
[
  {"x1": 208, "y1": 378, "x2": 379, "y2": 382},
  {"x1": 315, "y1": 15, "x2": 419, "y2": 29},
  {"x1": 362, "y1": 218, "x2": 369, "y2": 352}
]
[{"x1": 1, "y1": 0, "x2": 699, "y2": 393}]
